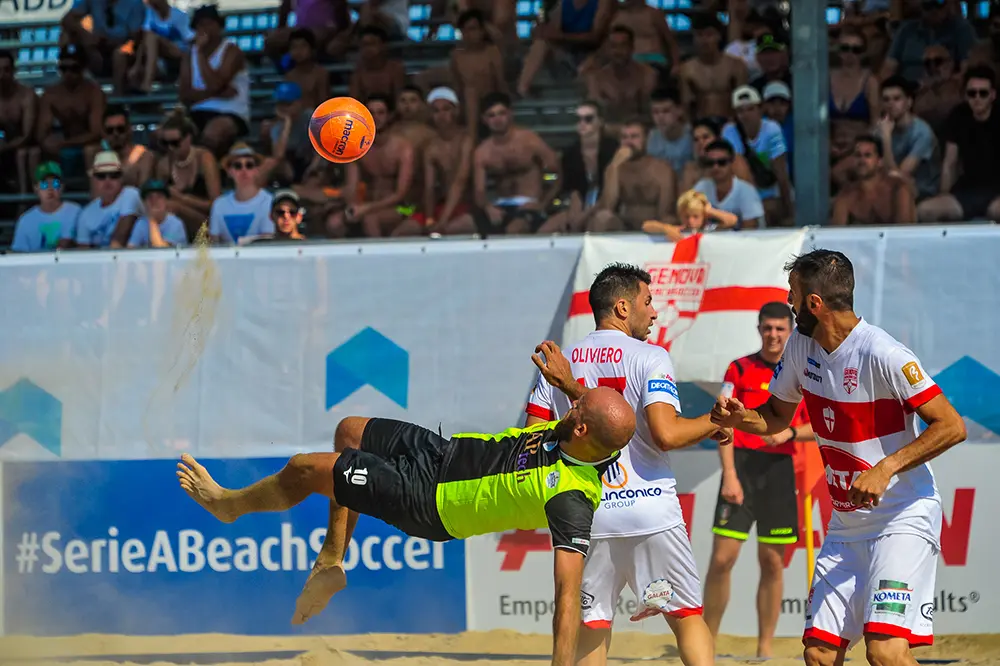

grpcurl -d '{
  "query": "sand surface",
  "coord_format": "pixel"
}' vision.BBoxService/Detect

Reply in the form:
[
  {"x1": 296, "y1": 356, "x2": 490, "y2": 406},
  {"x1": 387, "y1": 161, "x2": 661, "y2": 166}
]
[{"x1": 1, "y1": 632, "x2": 999, "y2": 665}]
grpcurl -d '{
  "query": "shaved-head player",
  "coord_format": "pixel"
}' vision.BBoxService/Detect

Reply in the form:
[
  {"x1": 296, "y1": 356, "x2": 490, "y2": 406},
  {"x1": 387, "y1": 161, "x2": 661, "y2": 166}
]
[
  {"x1": 179, "y1": 382, "x2": 635, "y2": 666},
  {"x1": 712, "y1": 249, "x2": 966, "y2": 666}
]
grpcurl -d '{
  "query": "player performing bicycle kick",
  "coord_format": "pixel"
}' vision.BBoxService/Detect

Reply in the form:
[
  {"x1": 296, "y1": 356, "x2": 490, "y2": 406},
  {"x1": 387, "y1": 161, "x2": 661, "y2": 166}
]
[{"x1": 526, "y1": 263, "x2": 731, "y2": 666}]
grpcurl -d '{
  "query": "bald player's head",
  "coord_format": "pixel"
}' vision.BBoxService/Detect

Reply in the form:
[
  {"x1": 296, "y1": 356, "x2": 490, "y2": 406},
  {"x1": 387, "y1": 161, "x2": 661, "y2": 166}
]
[{"x1": 554, "y1": 387, "x2": 636, "y2": 457}]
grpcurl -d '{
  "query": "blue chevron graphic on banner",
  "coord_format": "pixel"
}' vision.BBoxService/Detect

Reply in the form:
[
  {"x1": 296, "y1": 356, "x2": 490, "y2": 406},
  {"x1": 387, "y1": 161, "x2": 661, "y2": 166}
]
[
  {"x1": 932, "y1": 356, "x2": 1000, "y2": 437},
  {"x1": 0, "y1": 378, "x2": 62, "y2": 455},
  {"x1": 325, "y1": 328, "x2": 409, "y2": 409}
]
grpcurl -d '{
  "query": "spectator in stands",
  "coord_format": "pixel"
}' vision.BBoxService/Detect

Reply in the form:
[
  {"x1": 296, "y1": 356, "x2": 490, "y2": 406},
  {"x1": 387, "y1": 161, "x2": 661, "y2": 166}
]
[
  {"x1": 155, "y1": 110, "x2": 220, "y2": 240},
  {"x1": 127, "y1": 179, "x2": 189, "y2": 247},
  {"x1": 393, "y1": 84, "x2": 435, "y2": 175},
  {"x1": 86, "y1": 106, "x2": 155, "y2": 188},
  {"x1": 128, "y1": 0, "x2": 193, "y2": 93},
  {"x1": 832, "y1": 136, "x2": 916, "y2": 225},
  {"x1": 881, "y1": 0, "x2": 976, "y2": 83},
  {"x1": 335, "y1": 95, "x2": 416, "y2": 237},
  {"x1": 537, "y1": 99, "x2": 617, "y2": 234},
  {"x1": 451, "y1": 0, "x2": 517, "y2": 48},
  {"x1": 749, "y1": 34, "x2": 791, "y2": 94},
  {"x1": 692, "y1": 139, "x2": 763, "y2": 228},
  {"x1": 584, "y1": 27, "x2": 656, "y2": 128},
  {"x1": 449, "y1": 10, "x2": 507, "y2": 127},
  {"x1": 516, "y1": 0, "x2": 616, "y2": 98},
  {"x1": 349, "y1": 26, "x2": 408, "y2": 103},
  {"x1": 647, "y1": 87, "x2": 693, "y2": 177},
  {"x1": 725, "y1": 7, "x2": 767, "y2": 80},
  {"x1": 282, "y1": 29, "x2": 330, "y2": 110},
  {"x1": 398, "y1": 87, "x2": 475, "y2": 236},
  {"x1": 267, "y1": 0, "x2": 349, "y2": 67},
  {"x1": 829, "y1": 29, "x2": 880, "y2": 142},
  {"x1": 680, "y1": 117, "x2": 754, "y2": 191},
  {"x1": 642, "y1": 189, "x2": 733, "y2": 240},
  {"x1": 680, "y1": 14, "x2": 748, "y2": 119},
  {"x1": 0, "y1": 49, "x2": 37, "y2": 195},
  {"x1": 267, "y1": 189, "x2": 307, "y2": 241},
  {"x1": 74, "y1": 151, "x2": 144, "y2": 248},
  {"x1": 180, "y1": 5, "x2": 251, "y2": 158},
  {"x1": 586, "y1": 119, "x2": 675, "y2": 232},
  {"x1": 357, "y1": 0, "x2": 410, "y2": 41},
  {"x1": 722, "y1": 86, "x2": 791, "y2": 226},
  {"x1": 762, "y1": 81, "x2": 792, "y2": 177},
  {"x1": 260, "y1": 82, "x2": 315, "y2": 188},
  {"x1": 60, "y1": 0, "x2": 145, "y2": 85},
  {"x1": 37, "y1": 46, "x2": 105, "y2": 178},
  {"x1": 11, "y1": 163, "x2": 82, "y2": 252},
  {"x1": 918, "y1": 65, "x2": 1000, "y2": 222},
  {"x1": 913, "y1": 44, "x2": 963, "y2": 138},
  {"x1": 472, "y1": 92, "x2": 561, "y2": 235},
  {"x1": 209, "y1": 143, "x2": 274, "y2": 244},
  {"x1": 877, "y1": 75, "x2": 939, "y2": 201},
  {"x1": 604, "y1": 0, "x2": 680, "y2": 76}
]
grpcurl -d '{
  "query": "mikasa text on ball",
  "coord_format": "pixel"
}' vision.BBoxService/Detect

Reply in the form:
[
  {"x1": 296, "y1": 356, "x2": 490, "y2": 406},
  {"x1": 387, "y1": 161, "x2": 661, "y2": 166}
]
[{"x1": 309, "y1": 97, "x2": 376, "y2": 163}]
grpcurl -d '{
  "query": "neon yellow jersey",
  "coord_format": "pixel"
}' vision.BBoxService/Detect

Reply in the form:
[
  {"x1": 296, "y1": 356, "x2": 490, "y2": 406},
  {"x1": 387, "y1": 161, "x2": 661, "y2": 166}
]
[{"x1": 435, "y1": 421, "x2": 619, "y2": 555}]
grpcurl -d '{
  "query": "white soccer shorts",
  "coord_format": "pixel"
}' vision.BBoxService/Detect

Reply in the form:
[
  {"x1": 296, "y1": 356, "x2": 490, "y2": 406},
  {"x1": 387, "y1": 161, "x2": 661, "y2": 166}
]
[
  {"x1": 804, "y1": 533, "x2": 937, "y2": 649},
  {"x1": 580, "y1": 525, "x2": 703, "y2": 627}
]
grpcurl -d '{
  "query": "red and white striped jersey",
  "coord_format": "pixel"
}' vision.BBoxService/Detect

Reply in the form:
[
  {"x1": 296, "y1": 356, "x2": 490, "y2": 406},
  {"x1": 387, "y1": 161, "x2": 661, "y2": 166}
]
[
  {"x1": 769, "y1": 319, "x2": 943, "y2": 546},
  {"x1": 526, "y1": 330, "x2": 684, "y2": 539}
]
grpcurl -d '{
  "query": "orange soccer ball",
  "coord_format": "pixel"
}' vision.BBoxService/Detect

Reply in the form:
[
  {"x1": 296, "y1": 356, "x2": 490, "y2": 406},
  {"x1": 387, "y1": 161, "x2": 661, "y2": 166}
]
[{"x1": 308, "y1": 96, "x2": 376, "y2": 164}]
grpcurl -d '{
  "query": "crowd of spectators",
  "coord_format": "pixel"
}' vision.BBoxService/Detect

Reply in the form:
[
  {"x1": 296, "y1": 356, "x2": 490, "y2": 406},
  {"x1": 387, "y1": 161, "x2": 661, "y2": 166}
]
[{"x1": 5, "y1": 0, "x2": 1000, "y2": 251}]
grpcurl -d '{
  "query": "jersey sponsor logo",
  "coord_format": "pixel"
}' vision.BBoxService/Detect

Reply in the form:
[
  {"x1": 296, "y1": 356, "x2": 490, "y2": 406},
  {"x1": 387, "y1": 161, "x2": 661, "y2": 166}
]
[
  {"x1": 580, "y1": 589, "x2": 595, "y2": 609},
  {"x1": 820, "y1": 446, "x2": 873, "y2": 512},
  {"x1": 759, "y1": 381, "x2": 770, "y2": 391},
  {"x1": 641, "y1": 579, "x2": 674, "y2": 611},
  {"x1": 808, "y1": 357, "x2": 821, "y2": 369},
  {"x1": 545, "y1": 471, "x2": 560, "y2": 489},
  {"x1": 648, "y1": 378, "x2": 679, "y2": 398},
  {"x1": 872, "y1": 579, "x2": 912, "y2": 615},
  {"x1": 515, "y1": 433, "x2": 543, "y2": 483},
  {"x1": 843, "y1": 367, "x2": 859, "y2": 394},
  {"x1": 644, "y1": 261, "x2": 710, "y2": 346},
  {"x1": 570, "y1": 347, "x2": 623, "y2": 364},
  {"x1": 805, "y1": 585, "x2": 815, "y2": 621},
  {"x1": 921, "y1": 602, "x2": 934, "y2": 620},
  {"x1": 902, "y1": 361, "x2": 926, "y2": 388},
  {"x1": 602, "y1": 461, "x2": 628, "y2": 489},
  {"x1": 344, "y1": 466, "x2": 368, "y2": 486},
  {"x1": 803, "y1": 368, "x2": 822, "y2": 383},
  {"x1": 571, "y1": 537, "x2": 589, "y2": 547}
]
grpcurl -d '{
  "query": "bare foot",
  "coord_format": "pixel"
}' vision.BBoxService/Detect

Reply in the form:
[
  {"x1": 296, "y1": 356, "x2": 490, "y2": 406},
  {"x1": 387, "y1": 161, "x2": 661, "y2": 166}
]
[
  {"x1": 292, "y1": 562, "x2": 347, "y2": 625},
  {"x1": 176, "y1": 453, "x2": 239, "y2": 523}
]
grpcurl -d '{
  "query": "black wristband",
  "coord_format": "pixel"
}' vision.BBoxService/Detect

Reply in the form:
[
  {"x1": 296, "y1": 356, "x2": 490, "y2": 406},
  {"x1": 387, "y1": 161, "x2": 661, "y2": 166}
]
[{"x1": 789, "y1": 426, "x2": 798, "y2": 442}]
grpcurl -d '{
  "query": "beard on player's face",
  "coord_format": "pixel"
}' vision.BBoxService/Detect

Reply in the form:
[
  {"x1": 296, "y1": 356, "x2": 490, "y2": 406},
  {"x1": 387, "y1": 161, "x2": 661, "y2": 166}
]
[
  {"x1": 553, "y1": 414, "x2": 578, "y2": 442},
  {"x1": 794, "y1": 292, "x2": 820, "y2": 338}
]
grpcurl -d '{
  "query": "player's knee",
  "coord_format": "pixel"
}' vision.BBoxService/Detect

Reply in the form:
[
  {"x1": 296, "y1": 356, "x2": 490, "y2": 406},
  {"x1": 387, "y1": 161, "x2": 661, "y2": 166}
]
[
  {"x1": 334, "y1": 417, "x2": 368, "y2": 452},
  {"x1": 709, "y1": 547, "x2": 738, "y2": 573},
  {"x1": 803, "y1": 644, "x2": 838, "y2": 666},
  {"x1": 864, "y1": 637, "x2": 909, "y2": 666},
  {"x1": 757, "y1": 544, "x2": 784, "y2": 577}
]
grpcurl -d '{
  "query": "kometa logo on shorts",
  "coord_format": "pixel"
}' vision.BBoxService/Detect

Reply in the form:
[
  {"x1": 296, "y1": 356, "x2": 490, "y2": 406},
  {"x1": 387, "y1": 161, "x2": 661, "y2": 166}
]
[
  {"x1": 820, "y1": 445, "x2": 873, "y2": 512},
  {"x1": 872, "y1": 579, "x2": 912, "y2": 616}
]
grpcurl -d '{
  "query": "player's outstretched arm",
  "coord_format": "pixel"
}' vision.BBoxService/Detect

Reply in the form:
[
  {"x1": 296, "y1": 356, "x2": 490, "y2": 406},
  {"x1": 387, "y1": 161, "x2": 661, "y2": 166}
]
[
  {"x1": 710, "y1": 395, "x2": 799, "y2": 436},
  {"x1": 551, "y1": 548, "x2": 585, "y2": 666},
  {"x1": 646, "y1": 403, "x2": 725, "y2": 451}
]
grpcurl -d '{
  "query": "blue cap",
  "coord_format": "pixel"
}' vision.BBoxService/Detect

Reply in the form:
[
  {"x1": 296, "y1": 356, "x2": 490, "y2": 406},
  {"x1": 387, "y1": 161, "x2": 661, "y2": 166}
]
[{"x1": 274, "y1": 82, "x2": 303, "y2": 103}]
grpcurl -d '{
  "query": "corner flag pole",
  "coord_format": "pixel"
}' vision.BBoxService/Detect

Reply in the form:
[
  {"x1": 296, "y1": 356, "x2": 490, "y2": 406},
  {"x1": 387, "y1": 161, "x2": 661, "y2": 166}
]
[{"x1": 804, "y1": 490, "x2": 815, "y2": 587}]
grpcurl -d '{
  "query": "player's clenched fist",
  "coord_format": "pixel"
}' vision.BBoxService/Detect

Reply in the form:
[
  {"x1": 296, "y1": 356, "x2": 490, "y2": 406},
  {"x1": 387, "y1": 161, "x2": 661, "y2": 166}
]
[{"x1": 710, "y1": 396, "x2": 747, "y2": 428}]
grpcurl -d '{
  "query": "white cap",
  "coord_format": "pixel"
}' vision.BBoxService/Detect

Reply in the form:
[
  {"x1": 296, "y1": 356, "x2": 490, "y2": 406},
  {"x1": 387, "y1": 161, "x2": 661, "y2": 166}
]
[
  {"x1": 91, "y1": 150, "x2": 122, "y2": 173},
  {"x1": 427, "y1": 86, "x2": 459, "y2": 106},
  {"x1": 763, "y1": 81, "x2": 791, "y2": 101},
  {"x1": 731, "y1": 85, "x2": 762, "y2": 109}
]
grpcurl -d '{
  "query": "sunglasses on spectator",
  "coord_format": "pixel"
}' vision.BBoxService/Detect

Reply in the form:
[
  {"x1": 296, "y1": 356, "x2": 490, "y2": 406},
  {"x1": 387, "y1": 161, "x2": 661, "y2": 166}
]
[
  {"x1": 274, "y1": 207, "x2": 299, "y2": 218},
  {"x1": 105, "y1": 124, "x2": 127, "y2": 135},
  {"x1": 966, "y1": 88, "x2": 992, "y2": 99},
  {"x1": 701, "y1": 157, "x2": 731, "y2": 167},
  {"x1": 94, "y1": 171, "x2": 122, "y2": 180},
  {"x1": 839, "y1": 44, "x2": 865, "y2": 54},
  {"x1": 38, "y1": 178, "x2": 61, "y2": 190},
  {"x1": 576, "y1": 113, "x2": 596, "y2": 123},
  {"x1": 231, "y1": 160, "x2": 258, "y2": 170}
]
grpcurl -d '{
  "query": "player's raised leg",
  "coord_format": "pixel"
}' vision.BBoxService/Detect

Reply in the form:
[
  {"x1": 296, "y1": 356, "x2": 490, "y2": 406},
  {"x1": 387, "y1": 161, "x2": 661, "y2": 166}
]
[{"x1": 176, "y1": 451, "x2": 337, "y2": 523}]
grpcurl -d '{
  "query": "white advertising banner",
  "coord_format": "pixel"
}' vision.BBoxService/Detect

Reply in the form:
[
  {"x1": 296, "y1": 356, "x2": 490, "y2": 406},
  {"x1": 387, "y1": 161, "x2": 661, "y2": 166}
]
[
  {"x1": 0, "y1": 0, "x2": 274, "y2": 26},
  {"x1": 562, "y1": 231, "x2": 807, "y2": 382}
]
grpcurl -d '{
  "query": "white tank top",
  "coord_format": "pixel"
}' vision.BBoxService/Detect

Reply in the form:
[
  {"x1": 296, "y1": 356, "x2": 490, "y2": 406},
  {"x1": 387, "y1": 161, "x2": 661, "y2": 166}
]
[{"x1": 191, "y1": 40, "x2": 250, "y2": 122}]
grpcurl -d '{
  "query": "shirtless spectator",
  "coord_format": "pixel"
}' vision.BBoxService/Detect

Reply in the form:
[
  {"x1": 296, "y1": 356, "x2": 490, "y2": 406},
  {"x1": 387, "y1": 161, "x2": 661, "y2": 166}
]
[
  {"x1": 11, "y1": 163, "x2": 81, "y2": 252},
  {"x1": 60, "y1": 0, "x2": 144, "y2": 85},
  {"x1": 877, "y1": 75, "x2": 939, "y2": 201},
  {"x1": 832, "y1": 136, "x2": 916, "y2": 225},
  {"x1": 86, "y1": 106, "x2": 155, "y2": 189},
  {"x1": 395, "y1": 87, "x2": 475, "y2": 236},
  {"x1": 749, "y1": 34, "x2": 791, "y2": 94},
  {"x1": 722, "y1": 86, "x2": 792, "y2": 226},
  {"x1": 333, "y1": 95, "x2": 415, "y2": 238},
  {"x1": 260, "y1": 82, "x2": 316, "y2": 187},
  {"x1": 587, "y1": 120, "x2": 675, "y2": 232},
  {"x1": 881, "y1": 0, "x2": 976, "y2": 84},
  {"x1": 584, "y1": 27, "x2": 656, "y2": 128},
  {"x1": 449, "y1": 10, "x2": 507, "y2": 127},
  {"x1": 647, "y1": 87, "x2": 693, "y2": 177},
  {"x1": 450, "y1": 0, "x2": 517, "y2": 47},
  {"x1": 680, "y1": 14, "x2": 748, "y2": 119},
  {"x1": 913, "y1": 45, "x2": 963, "y2": 138},
  {"x1": 680, "y1": 117, "x2": 754, "y2": 192},
  {"x1": 280, "y1": 29, "x2": 330, "y2": 110},
  {"x1": 538, "y1": 100, "x2": 618, "y2": 234},
  {"x1": 127, "y1": 0, "x2": 192, "y2": 93},
  {"x1": 918, "y1": 66, "x2": 1000, "y2": 222},
  {"x1": 36, "y1": 46, "x2": 105, "y2": 175},
  {"x1": 693, "y1": 139, "x2": 763, "y2": 228},
  {"x1": 725, "y1": 6, "x2": 767, "y2": 80},
  {"x1": 473, "y1": 92, "x2": 561, "y2": 236},
  {"x1": 516, "y1": 0, "x2": 616, "y2": 98},
  {"x1": 73, "y1": 151, "x2": 144, "y2": 249},
  {"x1": 393, "y1": 85, "x2": 436, "y2": 214},
  {"x1": 155, "y1": 110, "x2": 221, "y2": 239},
  {"x1": 266, "y1": 0, "x2": 349, "y2": 66},
  {"x1": 179, "y1": 5, "x2": 251, "y2": 158},
  {"x1": 349, "y1": 26, "x2": 408, "y2": 102},
  {"x1": 608, "y1": 0, "x2": 679, "y2": 75},
  {"x1": 0, "y1": 50, "x2": 36, "y2": 194}
]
